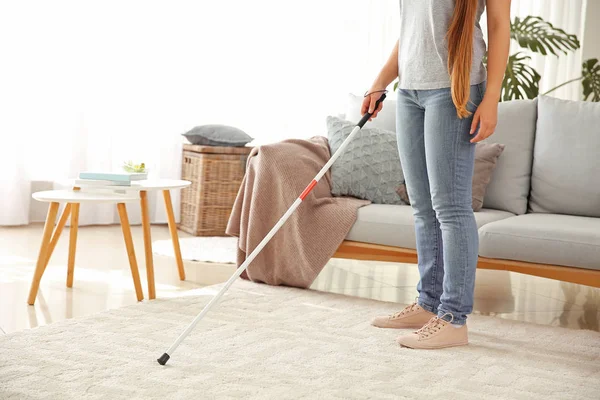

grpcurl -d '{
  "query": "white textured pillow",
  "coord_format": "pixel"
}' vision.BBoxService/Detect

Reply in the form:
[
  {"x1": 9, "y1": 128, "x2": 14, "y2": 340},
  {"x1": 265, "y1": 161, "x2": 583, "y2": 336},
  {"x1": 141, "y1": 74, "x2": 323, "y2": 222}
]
[
  {"x1": 345, "y1": 93, "x2": 396, "y2": 132},
  {"x1": 327, "y1": 116, "x2": 405, "y2": 205}
]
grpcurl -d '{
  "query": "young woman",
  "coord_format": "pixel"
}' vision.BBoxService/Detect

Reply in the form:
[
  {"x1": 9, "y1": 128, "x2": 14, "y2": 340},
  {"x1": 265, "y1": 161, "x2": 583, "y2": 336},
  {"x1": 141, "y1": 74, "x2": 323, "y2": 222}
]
[{"x1": 365, "y1": 0, "x2": 511, "y2": 349}]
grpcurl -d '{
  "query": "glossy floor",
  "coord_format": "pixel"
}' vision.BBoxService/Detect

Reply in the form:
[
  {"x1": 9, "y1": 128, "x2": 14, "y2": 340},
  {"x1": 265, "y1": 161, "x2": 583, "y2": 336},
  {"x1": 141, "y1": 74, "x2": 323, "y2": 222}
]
[{"x1": 1, "y1": 224, "x2": 598, "y2": 334}]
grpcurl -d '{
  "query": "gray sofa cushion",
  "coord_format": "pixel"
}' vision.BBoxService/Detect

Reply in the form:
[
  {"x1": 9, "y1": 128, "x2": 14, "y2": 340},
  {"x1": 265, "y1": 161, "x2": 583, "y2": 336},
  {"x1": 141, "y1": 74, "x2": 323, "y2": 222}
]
[
  {"x1": 478, "y1": 213, "x2": 600, "y2": 271},
  {"x1": 326, "y1": 116, "x2": 405, "y2": 205},
  {"x1": 481, "y1": 99, "x2": 537, "y2": 215},
  {"x1": 346, "y1": 204, "x2": 514, "y2": 249},
  {"x1": 529, "y1": 96, "x2": 600, "y2": 217}
]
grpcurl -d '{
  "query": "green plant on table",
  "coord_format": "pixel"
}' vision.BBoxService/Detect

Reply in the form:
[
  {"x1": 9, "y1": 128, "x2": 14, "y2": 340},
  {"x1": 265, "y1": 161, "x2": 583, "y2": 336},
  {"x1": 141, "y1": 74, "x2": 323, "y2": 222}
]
[{"x1": 122, "y1": 161, "x2": 147, "y2": 173}]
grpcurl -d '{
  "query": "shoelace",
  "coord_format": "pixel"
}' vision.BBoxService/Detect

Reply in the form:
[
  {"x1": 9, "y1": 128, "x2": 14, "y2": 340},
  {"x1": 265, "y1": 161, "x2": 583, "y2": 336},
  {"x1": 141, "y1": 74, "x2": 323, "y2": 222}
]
[
  {"x1": 416, "y1": 313, "x2": 454, "y2": 339},
  {"x1": 390, "y1": 301, "x2": 419, "y2": 319}
]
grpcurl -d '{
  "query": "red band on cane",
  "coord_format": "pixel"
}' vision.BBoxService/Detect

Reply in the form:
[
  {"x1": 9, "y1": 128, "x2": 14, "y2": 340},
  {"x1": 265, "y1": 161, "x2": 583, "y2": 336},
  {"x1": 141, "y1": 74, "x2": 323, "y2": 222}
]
[{"x1": 299, "y1": 180, "x2": 318, "y2": 201}]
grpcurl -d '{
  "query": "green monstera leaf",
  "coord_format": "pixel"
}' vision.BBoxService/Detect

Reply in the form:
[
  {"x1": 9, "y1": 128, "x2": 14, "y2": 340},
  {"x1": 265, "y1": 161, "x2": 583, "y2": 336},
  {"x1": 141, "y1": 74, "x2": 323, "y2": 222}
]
[
  {"x1": 502, "y1": 52, "x2": 541, "y2": 101},
  {"x1": 582, "y1": 58, "x2": 600, "y2": 102},
  {"x1": 511, "y1": 16, "x2": 580, "y2": 56}
]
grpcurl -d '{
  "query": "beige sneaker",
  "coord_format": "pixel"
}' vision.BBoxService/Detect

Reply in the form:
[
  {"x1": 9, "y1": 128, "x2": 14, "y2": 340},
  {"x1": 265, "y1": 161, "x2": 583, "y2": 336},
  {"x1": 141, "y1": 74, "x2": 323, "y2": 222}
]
[
  {"x1": 396, "y1": 314, "x2": 468, "y2": 349},
  {"x1": 371, "y1": 302, "x2": 436, "y2": 329}
]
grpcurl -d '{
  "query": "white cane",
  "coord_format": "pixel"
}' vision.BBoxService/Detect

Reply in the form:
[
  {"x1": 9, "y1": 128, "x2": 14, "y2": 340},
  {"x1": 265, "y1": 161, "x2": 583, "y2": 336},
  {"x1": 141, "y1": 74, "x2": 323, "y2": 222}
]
[{"x1": 157, "y1": 93, "x2": 387, "y2": 365}]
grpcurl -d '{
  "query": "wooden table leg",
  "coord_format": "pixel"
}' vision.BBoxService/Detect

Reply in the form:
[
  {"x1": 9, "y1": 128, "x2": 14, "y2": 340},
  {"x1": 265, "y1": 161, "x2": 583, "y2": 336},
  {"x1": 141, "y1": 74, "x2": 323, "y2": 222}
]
[
  {"x1": 28, "y1": 202, "x2": 60, "y2": 305},
  {"x1": 117, "y1": 203, "x2": 144, "y2": 302},
  {"x1": 42, "y1": 203, "x2": 71, "y2": 271},
  {"x1": 140, "y1": 190, "x2": 156, "y2": 299},
  {"x1": 66, "y1": 203, "x2": 80, "y2": 288},
  {"x1": 163, "y1": 190, "x2": 186, "y2": 280}
]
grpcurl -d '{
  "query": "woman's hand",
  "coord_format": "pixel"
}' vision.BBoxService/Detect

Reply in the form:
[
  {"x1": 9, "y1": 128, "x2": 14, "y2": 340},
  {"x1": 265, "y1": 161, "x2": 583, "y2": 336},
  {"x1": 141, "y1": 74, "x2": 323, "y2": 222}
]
[
  {"x1": 360, "y1": 90, "x2": 386, "y2": 120},
  {"x1": 472, "y1": 0, "x2": 510, "y2": 143},
  {"x1": 470, "y1": 96, "x2": 498, "y2": 143}
]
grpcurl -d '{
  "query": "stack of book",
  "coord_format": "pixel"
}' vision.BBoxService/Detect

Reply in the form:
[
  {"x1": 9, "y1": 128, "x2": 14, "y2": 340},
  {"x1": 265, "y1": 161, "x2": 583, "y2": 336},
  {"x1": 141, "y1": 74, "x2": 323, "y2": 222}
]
[{"x1": 75, "y1": 171, "x2": 148, "y2": 187}]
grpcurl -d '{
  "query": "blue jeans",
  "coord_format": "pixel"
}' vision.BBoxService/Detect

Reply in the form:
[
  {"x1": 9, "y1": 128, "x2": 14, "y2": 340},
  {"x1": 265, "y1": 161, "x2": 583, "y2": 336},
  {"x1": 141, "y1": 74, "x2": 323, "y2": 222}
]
[{"x1": 395, "y1": 82, "x2": 485, "y2": 325}]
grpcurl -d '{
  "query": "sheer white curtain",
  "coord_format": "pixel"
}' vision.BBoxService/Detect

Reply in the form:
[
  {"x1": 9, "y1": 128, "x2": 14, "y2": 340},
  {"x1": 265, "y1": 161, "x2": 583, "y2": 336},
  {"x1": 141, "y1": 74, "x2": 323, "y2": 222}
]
[
  {"x1": 1, "y1": 1, "x2": 586, "y2": 226},
  {"x1": 0, "y1": 0, "x2": 399, "y2": 226}
]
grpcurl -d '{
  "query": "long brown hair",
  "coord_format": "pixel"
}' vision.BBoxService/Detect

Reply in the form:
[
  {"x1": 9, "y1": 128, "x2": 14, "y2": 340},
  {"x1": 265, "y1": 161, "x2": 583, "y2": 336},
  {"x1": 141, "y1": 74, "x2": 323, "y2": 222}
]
[{"x1": 447, "y1": 0, "x2": 478, "y2": 118}]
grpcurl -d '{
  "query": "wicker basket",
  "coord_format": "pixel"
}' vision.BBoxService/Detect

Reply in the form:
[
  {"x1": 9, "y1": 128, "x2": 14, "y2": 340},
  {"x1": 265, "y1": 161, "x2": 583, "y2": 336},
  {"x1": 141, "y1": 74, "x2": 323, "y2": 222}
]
[{"x1": 179, "y1": 144, "x2": 252, "y2": 236}]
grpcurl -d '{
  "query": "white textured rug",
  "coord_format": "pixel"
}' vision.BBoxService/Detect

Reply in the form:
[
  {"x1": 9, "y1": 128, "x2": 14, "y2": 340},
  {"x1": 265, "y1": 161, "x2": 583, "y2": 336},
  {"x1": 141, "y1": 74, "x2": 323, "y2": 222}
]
[
  {"x1": 1, "y1": 281, "x2": 599, "y2": 400},
  {"x1": 153, "y1": 237, "x2": 237, "y2": 263}
]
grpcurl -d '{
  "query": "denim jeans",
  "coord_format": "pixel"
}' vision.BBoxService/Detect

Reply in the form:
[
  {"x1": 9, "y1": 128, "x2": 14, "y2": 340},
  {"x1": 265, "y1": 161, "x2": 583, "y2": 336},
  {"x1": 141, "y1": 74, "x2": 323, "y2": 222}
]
[{"x1": 395, "y1": 82, "x2": 486, "y2": 325}]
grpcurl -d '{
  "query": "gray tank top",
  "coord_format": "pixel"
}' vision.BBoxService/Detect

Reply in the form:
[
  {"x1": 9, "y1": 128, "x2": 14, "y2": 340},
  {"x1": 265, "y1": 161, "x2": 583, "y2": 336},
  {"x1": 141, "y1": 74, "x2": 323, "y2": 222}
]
[{"x1": 397, "y1": 0, "x2": 487, "y2": 90}]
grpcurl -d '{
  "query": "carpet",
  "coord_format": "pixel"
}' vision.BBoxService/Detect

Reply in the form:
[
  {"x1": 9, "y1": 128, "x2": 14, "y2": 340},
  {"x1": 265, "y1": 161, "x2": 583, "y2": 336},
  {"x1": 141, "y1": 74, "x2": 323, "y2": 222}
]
[
  {"x1": 1, "y1": 281, "x2": 599, "y2": 400},
  {"x1": 153, "y1": 237, "x2": 237, "y2": 263}
]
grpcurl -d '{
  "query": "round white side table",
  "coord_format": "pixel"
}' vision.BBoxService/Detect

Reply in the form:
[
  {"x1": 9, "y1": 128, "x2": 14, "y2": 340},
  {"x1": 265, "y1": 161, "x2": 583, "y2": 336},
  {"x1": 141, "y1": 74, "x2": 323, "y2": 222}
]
[
  {"x1": 28, "y1": 189, "x2": 143, "y2": 305},
  {"x1": 63, "y1": 179, "x2": 192, "y2": 300}
]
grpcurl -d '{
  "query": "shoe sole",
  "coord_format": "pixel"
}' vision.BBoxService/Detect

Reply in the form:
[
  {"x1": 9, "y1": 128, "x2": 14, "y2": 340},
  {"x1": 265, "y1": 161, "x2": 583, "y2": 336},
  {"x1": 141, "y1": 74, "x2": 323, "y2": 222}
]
[
  {"x1": 371, "y1": 323, "x2": 427, "y2": 330},
  {"x1": 397, "y1": 341, "x2": 469, "y2": 349}
]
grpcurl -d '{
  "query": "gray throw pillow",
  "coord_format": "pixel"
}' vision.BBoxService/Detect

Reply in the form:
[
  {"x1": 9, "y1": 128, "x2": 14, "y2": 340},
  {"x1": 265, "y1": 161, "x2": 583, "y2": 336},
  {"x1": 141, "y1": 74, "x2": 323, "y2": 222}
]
[
  {"x1": 182, "y1": 124, "x2": 253, "y2": 147},
  {"x1": 472, "y1": 142, "x2": 506, "y2": 211},
  {"x1": 396, "y1": 142, "x2": 505, "y2": 212},
  {"x1": 326, "y1": 116, "x2": 405, "y2": 205}
]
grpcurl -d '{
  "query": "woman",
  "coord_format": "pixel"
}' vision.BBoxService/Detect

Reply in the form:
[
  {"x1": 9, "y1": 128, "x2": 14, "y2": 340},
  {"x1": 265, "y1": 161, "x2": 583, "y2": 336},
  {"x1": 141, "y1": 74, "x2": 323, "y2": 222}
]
[{"x1": 365, "y1": 0, "x2": 510, "y2": 349}]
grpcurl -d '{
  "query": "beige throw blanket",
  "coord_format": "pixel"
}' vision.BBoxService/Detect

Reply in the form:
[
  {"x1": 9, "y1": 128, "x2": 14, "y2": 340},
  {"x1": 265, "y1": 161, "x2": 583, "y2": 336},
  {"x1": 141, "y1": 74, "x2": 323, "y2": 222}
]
[{"x1": 226, "y1": 136, "x2": 369, "y2": 288}]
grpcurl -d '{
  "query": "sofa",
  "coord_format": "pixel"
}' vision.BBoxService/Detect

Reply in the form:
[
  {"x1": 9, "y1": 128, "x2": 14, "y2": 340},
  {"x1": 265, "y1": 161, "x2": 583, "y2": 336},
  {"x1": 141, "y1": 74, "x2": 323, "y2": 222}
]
[{"x1": 333, "y1": 95, "x2": 600, "y2": 288}]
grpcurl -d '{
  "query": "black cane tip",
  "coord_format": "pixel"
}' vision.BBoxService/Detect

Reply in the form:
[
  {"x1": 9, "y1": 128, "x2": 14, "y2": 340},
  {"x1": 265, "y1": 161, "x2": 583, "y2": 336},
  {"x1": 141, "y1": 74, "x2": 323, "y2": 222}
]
[{"x1": 157, "y1": 353, "x2": 170, "y2": 365}]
